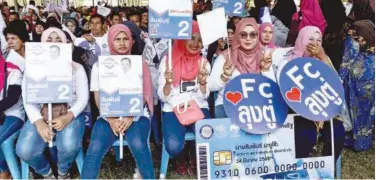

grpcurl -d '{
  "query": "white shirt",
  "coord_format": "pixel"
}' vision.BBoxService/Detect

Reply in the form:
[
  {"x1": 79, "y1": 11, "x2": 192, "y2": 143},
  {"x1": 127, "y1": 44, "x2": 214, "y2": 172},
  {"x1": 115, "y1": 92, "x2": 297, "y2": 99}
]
[
  {"x1": 208, "y1": 54, "x2": 276, "y2": 106},
  {"x1": 90, "y1": 62, "x2": 150, "y2": 118},
  {"x1": 157, "y1": 58, "x2": 211, "y2": 112},
  {"x1": 23, "y1": 62, "x2": 89, "y2": 123}
]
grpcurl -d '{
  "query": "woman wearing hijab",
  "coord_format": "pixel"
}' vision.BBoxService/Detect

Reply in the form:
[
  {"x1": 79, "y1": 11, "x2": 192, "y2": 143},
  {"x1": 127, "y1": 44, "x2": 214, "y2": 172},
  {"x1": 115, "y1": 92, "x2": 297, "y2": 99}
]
[
  {"x1": 124, "y1": 21, "x2": 144, "y2": 55},
  {"x1": 293, "y1": 0, "x2": 327, "y2": 33},
  {"x1": 339, "y1": 20, "x2": 375, "y2": 152},
  {"x1": 16, "y1": 28, "x2": 89, "y2": 179},
  {"x1": 349, "y1": 0, "x2": 375, "y2": 23},
  {"x1": 287, "y1": 0, "x2": 327, "y2": 46},
  {"x1": 31, "y1": 20, "x2": 46, "y2": 42},
  {"x1": 82, "y1": 24, "x2": 155, "y2": 179},
  {"x1": 262, "y1": 26, "x2": 345, "y2": 161},
  {"x1": 270, "y1": 0, "x2": 297, "y2": 28},
  {"x1": 65, "y1": 17, "x2": 83, "y2": 37},
  {"x1": 259, "y1": 22, "x2": 277, "y2": 51},
  {"x1": 158, "y1": 21, "x2": 211, "y2": 176},
  {"x1": 208, "y1": 18, "x2": 263, "y2": 118},
  {"x1": 0, "y1": 55, "x2": 24, "y2": 179},
  {"x1": 321, "y1": 0, "x2": 353, "y2": 70}
]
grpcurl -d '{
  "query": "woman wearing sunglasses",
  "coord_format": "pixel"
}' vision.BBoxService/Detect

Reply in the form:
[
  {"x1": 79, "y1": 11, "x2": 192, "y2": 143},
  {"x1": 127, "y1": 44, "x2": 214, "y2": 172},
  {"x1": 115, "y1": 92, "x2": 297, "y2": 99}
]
[{"x1": 208, "y1": 18, "x2": 265, "y2": 118}]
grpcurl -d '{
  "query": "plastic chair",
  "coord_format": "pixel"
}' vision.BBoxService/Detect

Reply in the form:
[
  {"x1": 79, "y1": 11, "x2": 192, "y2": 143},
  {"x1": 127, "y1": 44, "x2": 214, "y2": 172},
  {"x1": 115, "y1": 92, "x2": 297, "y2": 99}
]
[
  {"x1": 21, "y1": 148, "x2": 84, "y2": 179},
  {"x1": 336, "y1": 155, "x2": 341, "y2": 178},
  {"x1": 159, "y1": 129, "x2": 195, "y2": 179},
  {"x1": 1, "y1": 131, "x2": 21, "y2": 179}
]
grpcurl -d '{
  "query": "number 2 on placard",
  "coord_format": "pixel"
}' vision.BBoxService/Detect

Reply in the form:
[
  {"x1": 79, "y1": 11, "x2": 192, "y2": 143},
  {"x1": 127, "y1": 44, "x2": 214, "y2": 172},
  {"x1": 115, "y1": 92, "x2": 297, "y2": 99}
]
[
  {"x1": 58, "y1": 85, "x2": 70, "y2": 100},
  {"x1": 178, "y1": 21, "x2": 189, "y2": 37},
  {"x1": 129, "y1": 98, "x2": 141, "y2": 113},
  {"x1": 233, "y1": 2, "x2": 243, "y2": 14}
]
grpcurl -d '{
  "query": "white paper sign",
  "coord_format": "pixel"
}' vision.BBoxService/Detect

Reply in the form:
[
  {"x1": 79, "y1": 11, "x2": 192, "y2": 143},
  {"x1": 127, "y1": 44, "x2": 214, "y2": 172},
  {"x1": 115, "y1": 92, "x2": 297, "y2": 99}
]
[
  {"x1": 99, "y1": 55, "x2": 143, "y2": 117},
  {"x1": 197, "y1": 8, "x2": 228, "y2": 46},
  {"x1": 25, "y1": 43, "x2": 73, "y2": 103},
  {"x1": 97, "y1": 6, "x2": 111, "y2": 17}
]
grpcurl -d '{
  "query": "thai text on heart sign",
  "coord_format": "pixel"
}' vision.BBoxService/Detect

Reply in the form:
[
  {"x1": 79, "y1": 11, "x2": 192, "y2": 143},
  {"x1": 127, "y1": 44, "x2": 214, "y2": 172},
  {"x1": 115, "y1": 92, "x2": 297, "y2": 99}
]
[
  {"x1": 278, "y1": 57, "x2": 345, "y2": 121},
  {"x1": 223, "y1": 74, "x2": 288, "y2": 134}
]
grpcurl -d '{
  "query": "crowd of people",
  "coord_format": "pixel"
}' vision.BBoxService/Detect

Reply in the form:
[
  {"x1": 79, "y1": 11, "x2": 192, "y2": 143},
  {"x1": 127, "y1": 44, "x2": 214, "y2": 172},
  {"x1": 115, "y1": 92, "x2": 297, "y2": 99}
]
[{"x1": 0, "y1": 0, "x2": 373, "y2": 179}]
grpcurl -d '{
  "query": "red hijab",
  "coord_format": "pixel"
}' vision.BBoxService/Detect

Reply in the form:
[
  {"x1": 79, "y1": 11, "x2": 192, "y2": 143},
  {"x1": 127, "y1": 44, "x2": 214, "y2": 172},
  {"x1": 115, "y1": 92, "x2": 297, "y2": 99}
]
[
  {"x1": 171, "y1": 21, "x2": 203, "y2": 87},
  {"x1": 230, "y1": 18, "x2": 262, "y2": 74},
  {"x1": 292, "y1": 0, "x2": 327, "y2": 34},
  {"x1": 107, "y1": 24, "x2": 154, "y2": 114}
]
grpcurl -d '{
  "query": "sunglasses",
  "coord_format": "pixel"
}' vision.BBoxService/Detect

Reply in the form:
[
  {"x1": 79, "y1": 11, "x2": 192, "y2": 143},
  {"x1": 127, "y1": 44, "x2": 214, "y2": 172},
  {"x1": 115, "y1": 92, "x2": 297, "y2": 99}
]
[{"x1": 240, "y1": 31, "x2": 258, "y2": 39}]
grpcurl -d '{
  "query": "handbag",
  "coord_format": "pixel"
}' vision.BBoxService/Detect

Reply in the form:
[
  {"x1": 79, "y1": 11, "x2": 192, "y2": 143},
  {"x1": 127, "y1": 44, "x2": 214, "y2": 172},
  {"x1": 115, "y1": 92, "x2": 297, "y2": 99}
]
[
  {"x1": 286, "y1": 11, "x2": 302, "y2": 47},
  {"x1": 172, "y1": 58, "x2": 207, "y2": 125},
  {"x1": 173, "y1": 99, "x2": 204, "y2": 126},
  {"x1": 41, "y1": 103, "x2": 68, "y2": 122}
]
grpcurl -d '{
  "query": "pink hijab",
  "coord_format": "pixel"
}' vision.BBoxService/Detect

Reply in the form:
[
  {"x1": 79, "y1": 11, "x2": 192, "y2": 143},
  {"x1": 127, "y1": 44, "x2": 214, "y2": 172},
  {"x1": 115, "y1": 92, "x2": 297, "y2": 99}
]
[
  {"x1": 259, "y1": 22, "x2": 276, "y2": 49},
  {"x1": 170, "y1": 21, "x2": 203, "y2": 87},
  {"x1": 107, "y1": 24, "x2": 154, "y2": 114},
  {"x1": 292, "y1": 0, "x2": 327, "y2": 34},
  {"x1": 288, "y1": 26, "x2": 322, "y2": 61},
  {"x1": 230, "y1": 18, "x2": 262, "y2": 74},
  {"x1": 41, "y1": 27, "x2": 67, "y2": 43}
]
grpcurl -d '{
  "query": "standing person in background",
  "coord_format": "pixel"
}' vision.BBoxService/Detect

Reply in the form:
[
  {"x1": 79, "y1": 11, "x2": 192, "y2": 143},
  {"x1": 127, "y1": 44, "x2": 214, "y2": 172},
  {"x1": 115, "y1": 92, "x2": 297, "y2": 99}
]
[
  {"x1": 109, "y1": 13, "x2": 122, "y2": 26},
  {"x1": 287, "y1": 0, "x2": 327, "y2": 46},
  {"x1": 82, "y1": 15, "x2": 107, "y2": 43},
  {"x1": 349, "y1": 0, "x2": 375, "y2": 23},
  {"x1": 140, "y1": 10, "x2": 148, "y2": 33},
  {"x1": 321, "y1": 0, "x2": 353, "y2": 70},
  {"x1": 128, "y1": 12, "x2": 141, "y2": 28},
  {"x1": 269, "y1": 0, "x2": 297, "y2": 30},
  {"x1": 124, "y1": 21, "x2": 144, "y2": 55},
  {"x1": 339, "y1": 20, "x2": 375, "y2": 152},
  {"x1": 227, "y1": 22, "x2": 235, "y2": 48},
  {"x1": 158, "y1": 21, "x2": 211, "y2": 176},
  {"x1": 8, "y1": 12, "x2": 19, "y2": 23}
]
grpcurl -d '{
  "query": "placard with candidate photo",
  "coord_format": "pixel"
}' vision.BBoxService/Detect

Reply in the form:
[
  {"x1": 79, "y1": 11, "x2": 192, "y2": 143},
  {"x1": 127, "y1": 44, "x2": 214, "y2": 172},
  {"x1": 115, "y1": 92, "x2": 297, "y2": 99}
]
[
  {"x1": 148, "y1": 0, "x2": 193, "y2": 39},
  {"x1": 98, "y1": 55, "x2": 143, "y2": 117},
  {"x1": 25, "y1": 42, "x2": 73, "y2": 103}
]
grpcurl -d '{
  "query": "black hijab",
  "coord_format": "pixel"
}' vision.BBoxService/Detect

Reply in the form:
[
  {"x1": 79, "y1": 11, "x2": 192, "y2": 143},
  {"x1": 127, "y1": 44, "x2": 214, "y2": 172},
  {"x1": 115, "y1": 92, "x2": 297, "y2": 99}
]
[
  {"x1": 31, "y1": 20, "x2": 46, "y2": 42},
  {"x1": 321, "y1": 0, "x2": 348, "y2": 33},
  {"x1": 270, "y1": 0, "x2": 297, "y2": 28},
  {"x1": 350, "y1": 0, "x2": 375, "y2": 22}
]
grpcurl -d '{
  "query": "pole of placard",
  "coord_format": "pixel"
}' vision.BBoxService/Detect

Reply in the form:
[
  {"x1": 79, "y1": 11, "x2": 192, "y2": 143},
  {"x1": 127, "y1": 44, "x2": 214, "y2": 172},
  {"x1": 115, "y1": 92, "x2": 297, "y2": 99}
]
[
  {"x1": 168, "y1": 39, "x2": 172, "y2": 80},
  {"x1": 14, "y1": 0, "x2": 18, "y2": 12},
  {"x1": 330, "y1": 118, "x2": 335, "y2": 177},
  {"x1": 119, "y1": 116, "x2": 123, "y2": 159},
  {"x1": 48, "y1": 103, "x2": 53, "y2": 147}
]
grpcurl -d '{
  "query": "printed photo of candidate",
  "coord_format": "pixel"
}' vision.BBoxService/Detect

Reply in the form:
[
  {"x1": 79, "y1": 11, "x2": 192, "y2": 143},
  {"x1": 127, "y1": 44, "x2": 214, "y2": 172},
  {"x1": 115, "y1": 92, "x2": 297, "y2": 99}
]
[
  {"x1": 46, "y1": 45, "x2": 72, "y2": 80},
  {"x1": 120, "y1": 57, "x2": 132, "y2": 75}
]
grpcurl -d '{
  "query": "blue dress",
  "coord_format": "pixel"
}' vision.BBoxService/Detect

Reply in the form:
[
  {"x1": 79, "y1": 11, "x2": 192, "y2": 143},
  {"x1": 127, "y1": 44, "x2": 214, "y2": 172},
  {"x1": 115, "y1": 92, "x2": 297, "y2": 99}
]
[{"x1": 339, "y1": 36, "x2": 375, "y2": 152}]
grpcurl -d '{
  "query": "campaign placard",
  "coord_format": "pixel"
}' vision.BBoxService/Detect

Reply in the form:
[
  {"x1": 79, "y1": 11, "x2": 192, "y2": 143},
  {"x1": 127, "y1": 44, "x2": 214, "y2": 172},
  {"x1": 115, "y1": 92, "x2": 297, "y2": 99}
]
[
  {"x1": 98, "y1": 55, "x2": 143, "y2": 117},
  {"x1": 223, "y1": 74, "x2": 288, "y2": 134},
  {"x1": 196, "y1": 116, "x2": 335, "y2": 179},
  {"x1": 212, "y1": 0, "x2": 246, "y2": 17},
  {"x1": 148, "y1": 0, "x2": 193, "y2": 39},
  {"x1": 25, "y1": 43, "x2": 73, "y2": 103},
  {"x1": 279, "y1": 57, "x2": 345, "y2": 121},
  {"x1": 75, "y1": 36, "x2": 110, "y2": 56}
]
